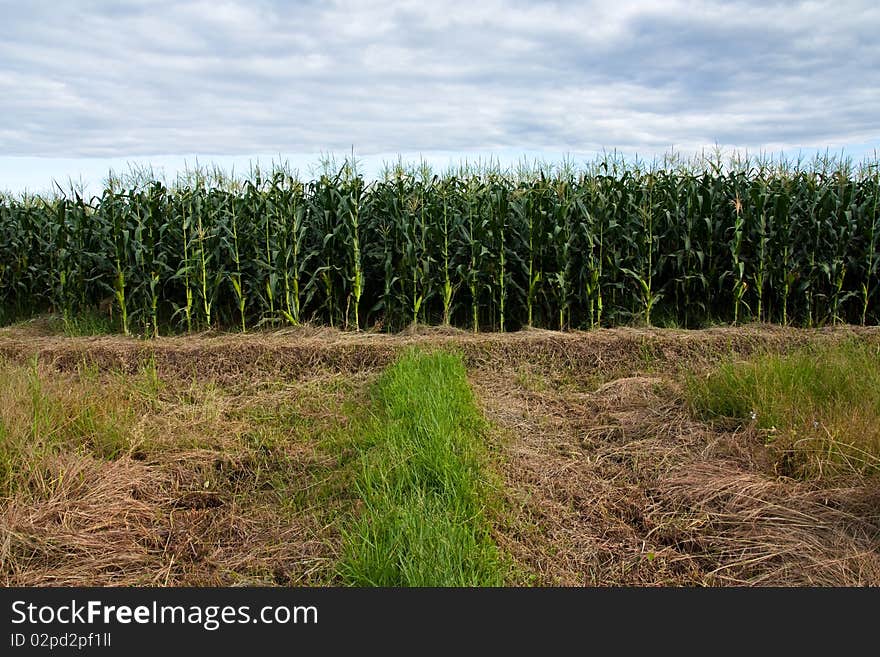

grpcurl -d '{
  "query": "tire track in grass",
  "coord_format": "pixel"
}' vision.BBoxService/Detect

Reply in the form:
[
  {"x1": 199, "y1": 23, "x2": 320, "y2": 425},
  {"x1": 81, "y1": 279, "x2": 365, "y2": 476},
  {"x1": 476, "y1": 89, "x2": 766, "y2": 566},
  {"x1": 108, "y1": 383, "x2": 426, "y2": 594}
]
[{"x1": 338, "y1": 349, "x2": 504, "y2": 586}]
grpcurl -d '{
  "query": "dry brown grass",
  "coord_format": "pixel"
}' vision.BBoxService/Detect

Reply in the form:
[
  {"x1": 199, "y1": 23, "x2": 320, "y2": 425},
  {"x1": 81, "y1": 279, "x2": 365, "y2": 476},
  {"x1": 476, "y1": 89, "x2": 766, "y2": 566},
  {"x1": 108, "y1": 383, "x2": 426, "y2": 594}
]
[
  {"x1": 645, "y1": 463, "x2": 880, "y2": 585},
  {"x1": 477, "y1": 365, "x2": 880, "y2": 586},
  {"x1": 1, "y1": 452, "x2": 336, "y2": 586},
  {"x1": 2, "y1": 323, "x2": 878, "y2": 384},
  {"x1": 2, "y1": 454, "x2": 171, "y2": 585},
  {"x1": 2, "y1": 325, "x2": 879, "y2": 587},
  {"x1": 0, "y1": 357, "x2": 360, "y2": 587}
]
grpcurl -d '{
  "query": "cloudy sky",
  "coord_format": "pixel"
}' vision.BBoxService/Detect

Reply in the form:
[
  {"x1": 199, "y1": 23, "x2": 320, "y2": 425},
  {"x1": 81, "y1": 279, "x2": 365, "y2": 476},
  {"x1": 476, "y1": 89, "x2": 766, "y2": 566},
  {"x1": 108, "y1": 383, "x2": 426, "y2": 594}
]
[{"x1": 1, "y1": 0, "x2": 878, "y2": 191}]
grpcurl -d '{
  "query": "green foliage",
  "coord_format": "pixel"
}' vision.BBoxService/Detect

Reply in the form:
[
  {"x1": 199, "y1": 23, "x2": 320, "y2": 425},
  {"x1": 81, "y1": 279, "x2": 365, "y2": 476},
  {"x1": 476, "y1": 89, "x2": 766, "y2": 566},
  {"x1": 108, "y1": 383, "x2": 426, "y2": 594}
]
[
  {"x1": 339, "y1": 350, "x2": 504, "y2": 586},
  {"x1": 1, "y1": 155, "x2": 879, "y2": 332}
]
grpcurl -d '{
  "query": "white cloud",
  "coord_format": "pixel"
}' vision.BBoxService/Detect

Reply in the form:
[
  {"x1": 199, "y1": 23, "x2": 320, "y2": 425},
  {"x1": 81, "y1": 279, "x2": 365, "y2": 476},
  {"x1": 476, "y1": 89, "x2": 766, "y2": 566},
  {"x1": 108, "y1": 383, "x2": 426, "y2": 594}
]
[{"x1": 0, "y1": 0, "x2": 876, "y2": 161}]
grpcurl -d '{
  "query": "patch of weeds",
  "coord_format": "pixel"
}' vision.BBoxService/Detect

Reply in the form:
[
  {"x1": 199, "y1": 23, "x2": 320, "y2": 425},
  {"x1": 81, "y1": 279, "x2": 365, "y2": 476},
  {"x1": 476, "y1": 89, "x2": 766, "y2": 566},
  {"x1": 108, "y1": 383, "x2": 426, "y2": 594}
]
[
  {"x1": 135, "y1": 354, "x2": 162, "y2": 401},
  {"x1": 638, "y1": 338, "x2": 659, "y2": 371},
  {"x1": 514, "y1": 367, "x2": 549, "y2": 392},
  {"x1": 75, "y1": 357, "x2": 102, "y2": 384},
  {"x1": 686, "y1": 339, "x2": 880, "y2": 478},
  {"x1": 62, "y1": 310, "x2": 114, "y2": 337},
  {"x1": 69, "y1": 405, "x2": 132, "y2": 459},
  {"x1": 0, "y1": 359, "x2": 137, "y2": 495}
]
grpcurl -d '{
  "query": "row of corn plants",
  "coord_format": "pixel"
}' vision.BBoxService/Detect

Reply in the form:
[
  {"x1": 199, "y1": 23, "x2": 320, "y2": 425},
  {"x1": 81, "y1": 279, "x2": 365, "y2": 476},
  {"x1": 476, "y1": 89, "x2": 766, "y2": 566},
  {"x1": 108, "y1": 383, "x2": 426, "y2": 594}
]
[{"x1": 1, "y1": 156, "x2": 879, "y2": 334}]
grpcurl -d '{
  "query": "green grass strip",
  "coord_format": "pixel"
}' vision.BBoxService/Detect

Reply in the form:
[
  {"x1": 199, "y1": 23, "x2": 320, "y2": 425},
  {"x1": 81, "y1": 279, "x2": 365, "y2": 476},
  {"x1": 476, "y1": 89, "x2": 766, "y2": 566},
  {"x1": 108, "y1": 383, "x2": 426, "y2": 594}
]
[{"x1": 338, "y1": 349, "x2": 504, "y2": 586}]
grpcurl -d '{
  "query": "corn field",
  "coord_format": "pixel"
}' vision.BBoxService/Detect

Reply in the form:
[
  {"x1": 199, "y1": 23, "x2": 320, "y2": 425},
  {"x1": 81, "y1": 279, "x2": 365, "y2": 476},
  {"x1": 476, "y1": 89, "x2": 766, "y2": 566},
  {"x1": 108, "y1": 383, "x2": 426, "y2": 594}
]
[{"x1": 1, "y1": 156, "x2": 879, "y2": 334}]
